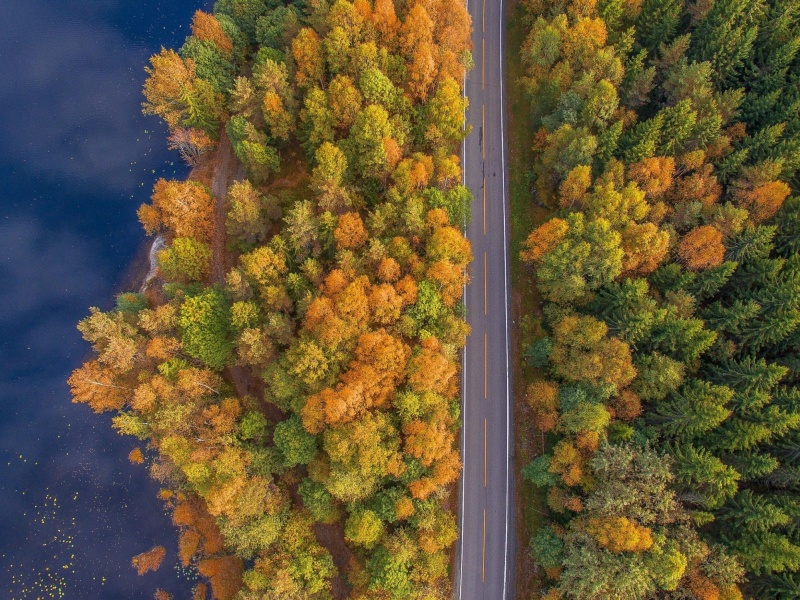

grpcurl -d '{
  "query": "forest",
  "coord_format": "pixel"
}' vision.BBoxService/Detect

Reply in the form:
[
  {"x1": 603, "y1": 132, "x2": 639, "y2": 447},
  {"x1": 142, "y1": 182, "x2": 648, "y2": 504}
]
[
  {"x1": 68, "y1": 0, "x2": 473, "y2": 598},
  {"x1": 516, "y1": 0, "x2": 800, "y2": 597}
]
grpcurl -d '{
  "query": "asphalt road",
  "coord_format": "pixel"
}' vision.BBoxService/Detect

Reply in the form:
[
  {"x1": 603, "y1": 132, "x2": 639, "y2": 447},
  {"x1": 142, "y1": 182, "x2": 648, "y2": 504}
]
[{"x1": 455, "y1": 0, "x2": 515, "y2": 597}]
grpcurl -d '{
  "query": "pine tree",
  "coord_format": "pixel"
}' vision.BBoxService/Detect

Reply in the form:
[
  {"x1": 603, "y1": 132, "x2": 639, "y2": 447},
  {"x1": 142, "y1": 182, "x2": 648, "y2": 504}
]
[
  {"x1": 727, "y1": 529, "x2": 800, "y2": 575},
  {"x1": 659, "y1": 100, "x2": 698, "y2": 155},
  {"x1": 635, "y1": 0, "x2": 684, "y2": 52},
  {"x1": 670, "y1": 443, "x2": 740, "y2": 509},
  {"x1": 725, "y1": 225, "x2": 777, "y2": 263},
  {"x1": 701, "y1": 299, "x2": 762, "y2": 335},
  {"x1": 619, "y1": 114, "x2": 664, "y2": 163},
  {"x1": 649, "y1": 379, "x2": 733, "y2": 439},
  {"x1": 724, "y1": 450, "x2": 779, "y2": 480},
  {"x1": 689, "y1": 0, "x2": 763, "y2": 85},
  {"x1": 754, "y1": 572, "x2": 800, "y2": 600},
  {"x1": 719, "y1": 490, "x2": 790, "y2": 532},
  {"x1": 737, "y1": 309, "x2": 800, "y2": 354},
  {"x1": 647, "y1": 310, "x2": 717, "y2": 363},
  {"x1": 589, "y1": 278, "x2": 659, "y2": 344},
  {"x1": 703, "y1": 356, "x2": 788, "y2": 393},
  {"x1": 775, "y1": 196, "x2": 800, "y2": 257}
]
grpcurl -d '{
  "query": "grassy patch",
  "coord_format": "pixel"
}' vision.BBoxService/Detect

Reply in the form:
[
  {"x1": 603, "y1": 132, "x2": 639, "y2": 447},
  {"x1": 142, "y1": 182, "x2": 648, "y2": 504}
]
[{"x1": 505, "y1": 1, "x2": 551, "y2": 596}]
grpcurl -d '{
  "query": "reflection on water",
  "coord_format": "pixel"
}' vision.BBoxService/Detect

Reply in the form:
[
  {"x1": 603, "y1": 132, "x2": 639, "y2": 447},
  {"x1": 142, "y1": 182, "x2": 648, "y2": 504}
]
[{"x1": 0, "y1": 1, "x2": 210, "y2": 598}]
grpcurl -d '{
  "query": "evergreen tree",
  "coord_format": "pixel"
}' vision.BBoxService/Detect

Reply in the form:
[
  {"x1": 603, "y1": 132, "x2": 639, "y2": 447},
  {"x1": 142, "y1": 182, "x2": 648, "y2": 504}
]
[
  {"x1": 719, "y1": 489, "x2": 790, "y2": 532},
  {"x1": 670, "y1": 443, "x2": 740, "y2": 509},
  {"x1": 649, "y1": 380, "x2": 733, "y2": 439}
]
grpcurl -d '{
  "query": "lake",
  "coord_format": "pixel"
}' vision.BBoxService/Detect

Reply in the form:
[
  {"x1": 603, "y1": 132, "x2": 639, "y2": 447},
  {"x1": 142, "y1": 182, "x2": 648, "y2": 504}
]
[{"x1": 0, "y1": 1, "x2": 212, "y2": 598}]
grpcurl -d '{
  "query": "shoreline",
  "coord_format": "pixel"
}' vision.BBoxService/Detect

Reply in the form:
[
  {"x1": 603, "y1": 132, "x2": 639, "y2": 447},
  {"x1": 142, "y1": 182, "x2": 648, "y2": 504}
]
[{"x1": 114, "y1": 232, "x2": 165, "y2": 300}]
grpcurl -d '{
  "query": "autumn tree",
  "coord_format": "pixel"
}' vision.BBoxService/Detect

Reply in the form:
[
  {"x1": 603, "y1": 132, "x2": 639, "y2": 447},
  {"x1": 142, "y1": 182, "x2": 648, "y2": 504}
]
[
  {"x1": 585, "y1": 517, "x2": 654, "y2": 552},
  {"x1": 68, "y1": 360, "x2": 132, "y2": 413},
  {"x1": 425, "y1": 77, "x2": 469, "y2": 146},
  {"x1": 139, "y1": 179, "x2": 215, "y2": 242},
  {"x1": 345, "y1": 508, "x2": 385, "y2": 549},
  {"x1": 225, "y1": 180, "x2": 276, "y2": 244},
  {"x1": 678, "y1": 225, "x2": 725, "y2": 271},
  {"x1": 521, "y1": 218, "x2": 569, "y2": 263},
  {"x1": 292, "y1": 28, "x2": 324, "y2": 88},
  {"x1": 732, "y1": 161, "x2": 792, "y2": 222},
  {"x1": 142, "y1": 49, "x2": 223, "y2": 135},
  {"x1": 335, "y1": 212, "x2": 369, "y2": 250},
  {"x1": 550, "y1": 314, "x2": 636, "y2": 389},
  {"x1": 158, "y1": 237, "x2": 212, "y2": 283},
  {"x1": 191, "y1": 11, "x2": 233, "y2": 56}
]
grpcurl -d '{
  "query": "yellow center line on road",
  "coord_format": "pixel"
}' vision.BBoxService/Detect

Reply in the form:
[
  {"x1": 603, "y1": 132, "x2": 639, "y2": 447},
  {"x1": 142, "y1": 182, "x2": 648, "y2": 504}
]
[
  {"x1": 484, "y1": 418, "x2": 487, "y2": 488},
  {"x1": 483, "y1": 0, "x2": 486, "y2": 32},
  {"x1": 484, "y1": 333, "x2": 488, "y2": 399},
  {"x1": 484, "y1": 252, "x2": 487, "y2": 315},
  {"x1": 483, "y1": 177, "x2": 486, "y2": 235},
  {"x1": 482, "y1": 38, "x2": 485, "y2": 90},
  {"x1": 482, "y1": 509, "x2": 487, "y2": 583}
]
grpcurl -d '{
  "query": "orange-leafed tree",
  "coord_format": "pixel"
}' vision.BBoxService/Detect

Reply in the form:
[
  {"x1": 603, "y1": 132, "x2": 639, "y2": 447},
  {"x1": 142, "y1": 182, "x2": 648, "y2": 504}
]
[
  {"x1": 377, "y1": 257, "x2": 401, "y2": 282},
  {"x1": 408, "y1": 41, "x2": 438, "y2": 101},
  {"x1": 262, "y1": 91, "x2": 294, "y2": 142},
  {"x1": 369, "y1": 283, "x2": 404, "y2": 325},
  {"x1": 191, "y1": 10, "x2": 233, "y2": 56},
  {"x1": 407, "y1": 337, "x2": 458, "y2": 398},
  {"x1": 68, "y1": 360, "x2": 132, "y2": 413},
  {"x1": 179, "y1": 529, "x2": 201, "y2": 566},
  {"x1": 686, "y1": 574, "x2": 722, "y2": 600},
  {"x1": 520, "y1": 218, "x2": 569, "y2": 263},
  {"x1": 341, "y1": 329, "x2": 411, "y2": 407},
  {"x1": 612, "y1": 389, "x2": 642, "y2": 421},
  {"x1": 138, "y1": 179, "x2": 215, "y2": 242},
  {"x1": 372, "y1": 0, "x2": 400, "y2": 41},
  {"x1": 399, "y1": 3, "x2": 434, "y2": 58},
  {"x1": 197, "y1": 556, "x2": 243, "y2": 600},
  {"x1": 626, "y1": 156, "x2": 675, "y2": 199},
  {"x1": 142, "y1": 49, "x2": 195, "y2": 129},
  {"x1": 677, "y1": 225, "x2": 725, "y2": 271},
  {"x1": 429, "y1": 0, "x2": 473, "y2": 82},
  {"x1": 132, "y1": 545, "x2": 166, "y2": 576},
  {"x1": 549, "y1": 440, "x2": 584, "y2": 487},
  {"x1": 335, "y1": 212, "x2": 369, "y2": 250},
  {"x1": 292, "y1": 28, "x2": 325, "y2": 88},
  {"x1": 732, "y1": 161, "x2": 791, "y2": 222},
  {"x1": 167, "y1": 127, "x2": 215, "y2": 166},
  {"x1": 142, "y1": 49, "x2": 222, "y2": 134},
  {"x1": 128, "y1": 447, "x2": 145, "y2": 464},
  {"x1": 403, "y1": 407, "x2": 455, "y2": 467},
  {"x1": 395, "y1": 274, "x2": 419, "y2": 306},
  {"x1": 431, "y1": 448, "x2": 462, "y2": 486},
  {"x1": 393, "y1": 154, "x2": 434, "y2": 194},
  {"x1": 172, "y1": 496, "x2": 226, "y2": 555},
  {"x1": 426, "y1": 259, "x2": 467, "y2": 307},
  {"x1": 671, "y1": 163, "x2": 721, "y2": 208},
  {"x1": 334, "y1": 276, "x2": 372, "y2": 326},
  {"x1": 192, "y1": 584, "x2": 208, "y2": 600},
  {"x1": 528, "y1": 380, "x2": 560, "y2": 432}
]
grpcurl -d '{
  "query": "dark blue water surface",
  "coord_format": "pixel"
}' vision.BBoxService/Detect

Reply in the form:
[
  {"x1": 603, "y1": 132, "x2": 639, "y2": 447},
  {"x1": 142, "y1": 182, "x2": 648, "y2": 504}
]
[{"x1": 0, "y1": 1, "x2": 211, "y2": 598}]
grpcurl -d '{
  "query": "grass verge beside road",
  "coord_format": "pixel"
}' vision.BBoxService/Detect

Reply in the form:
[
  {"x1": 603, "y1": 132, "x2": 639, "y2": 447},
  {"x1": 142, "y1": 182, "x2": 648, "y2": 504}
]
[{"x1": 505, "y1": 1, "x2": 551, "y2": 596}]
